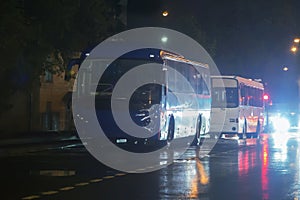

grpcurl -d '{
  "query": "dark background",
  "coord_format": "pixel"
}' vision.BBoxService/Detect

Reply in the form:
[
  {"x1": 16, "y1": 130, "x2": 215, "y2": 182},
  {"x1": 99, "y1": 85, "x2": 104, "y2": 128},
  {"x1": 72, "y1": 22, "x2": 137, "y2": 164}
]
[
  {"x1": 1, "y1": 0, "x2": 300, "y2": 134},
  {"x1": 128, "y1": 0, "x2": 300, "y2": 107}
]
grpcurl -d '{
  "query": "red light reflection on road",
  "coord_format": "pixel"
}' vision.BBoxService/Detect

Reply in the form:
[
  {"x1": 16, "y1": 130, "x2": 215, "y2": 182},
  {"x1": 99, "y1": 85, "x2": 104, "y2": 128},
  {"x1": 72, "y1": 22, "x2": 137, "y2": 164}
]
[
  {"x1": 261, "y1": 140, "x2": 269, "y2": 200},
  {"x1": 238, "y1": 150, "x2": 249, "y2": 176}
]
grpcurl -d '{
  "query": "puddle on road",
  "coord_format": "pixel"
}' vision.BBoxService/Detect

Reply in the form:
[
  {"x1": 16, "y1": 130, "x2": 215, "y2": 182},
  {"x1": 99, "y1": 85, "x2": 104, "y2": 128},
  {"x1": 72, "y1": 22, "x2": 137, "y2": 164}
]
[{"x1": 30, "y1": 170, "x2": 76, "y2": 177}]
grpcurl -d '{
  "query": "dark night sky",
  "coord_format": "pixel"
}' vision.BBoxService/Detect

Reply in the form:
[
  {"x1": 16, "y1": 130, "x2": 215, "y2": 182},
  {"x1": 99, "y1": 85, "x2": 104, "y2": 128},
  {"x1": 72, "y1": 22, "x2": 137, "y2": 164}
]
[{"x1": 127, "y1": 0, "x2": 300, "y2": 107}]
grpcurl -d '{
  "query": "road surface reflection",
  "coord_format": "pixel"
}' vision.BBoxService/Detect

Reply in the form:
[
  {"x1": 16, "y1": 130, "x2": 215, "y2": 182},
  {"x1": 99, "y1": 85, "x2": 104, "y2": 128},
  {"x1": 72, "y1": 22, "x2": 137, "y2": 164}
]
[{"x1": 157, "y1": 133, "x2": 300, "y2": 200}]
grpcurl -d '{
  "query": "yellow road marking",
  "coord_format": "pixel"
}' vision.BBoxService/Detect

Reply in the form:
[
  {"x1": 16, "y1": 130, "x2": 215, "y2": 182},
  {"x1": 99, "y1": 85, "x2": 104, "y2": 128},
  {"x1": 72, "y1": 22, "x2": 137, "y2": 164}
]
[
  {"x1": 90, "y1": 178, "x2": 103, "y2": 183},
  {"x1": 136, "y1": 168, "x2": 146, "y2": 172},
  {"x1": 22, "y1": 173, "x2": 127, "y2": 198},
  {"x1": 127, "y1": 171, "x2": 137, "y2": 173},
  {"x1": 21, "y1": 195, "x2": 40, "y2": 200},
  {"x1": 59, "y1": 186, "x2": 75, "y2": 191},
  {"x1": 103, "y1": 175, "x2": 115, "y2": 179},
  {"x1": 41, "y1": 191, "x2": 58, "y2": 195},
  {"x1": 75, "y1": 182, "x2": 89, "y2": 187},
  {"x1": 115, "y1": 173, "x2": 126, "y2": 176}
]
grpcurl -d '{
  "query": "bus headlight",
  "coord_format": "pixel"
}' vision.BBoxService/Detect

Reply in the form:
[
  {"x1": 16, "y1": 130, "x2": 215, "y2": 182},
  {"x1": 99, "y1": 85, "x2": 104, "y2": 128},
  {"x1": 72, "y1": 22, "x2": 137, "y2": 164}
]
[{"x1": 270, "y1": 116, "x2": 290, "y2": 132}]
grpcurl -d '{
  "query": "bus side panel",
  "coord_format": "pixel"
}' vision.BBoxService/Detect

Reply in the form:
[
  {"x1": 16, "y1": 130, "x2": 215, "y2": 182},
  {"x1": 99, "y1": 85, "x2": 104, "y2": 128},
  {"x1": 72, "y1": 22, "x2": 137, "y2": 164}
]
[
  {"x1": 242, "y1": 106, "x2": 264, "y2": 134},
  {"x1": 166, "y1": 92, "x2": 198, "y2": 139},
  {"x1": 211, "y1": 107, "x2": 239, "y2": 134}
]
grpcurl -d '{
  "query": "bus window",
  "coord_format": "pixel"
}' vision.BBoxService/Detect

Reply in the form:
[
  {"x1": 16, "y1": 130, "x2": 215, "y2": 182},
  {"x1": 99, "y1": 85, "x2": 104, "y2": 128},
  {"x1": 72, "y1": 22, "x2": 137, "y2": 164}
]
[
  {"x1": 240, "y1": 85, "x2": 246, "y2": 105},
  {"x1": 212, "y1": 87, "x2": 226, "y2": 108},
  {"x1": 212, "y1": 86, "x2": 238, "y2": 108},
  {"x1": 226, "y1": 88, "x2": 238, "y2": 108},
  {"x1": 199, "y1": 75, "x2": 210, "y2": 95}
]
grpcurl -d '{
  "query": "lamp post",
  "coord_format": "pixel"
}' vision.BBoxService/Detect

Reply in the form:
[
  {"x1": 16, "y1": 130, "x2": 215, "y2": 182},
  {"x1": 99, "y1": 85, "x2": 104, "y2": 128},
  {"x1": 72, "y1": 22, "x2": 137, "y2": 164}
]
[
  {"x1": 291, "y1": 37, "x2": 300, "y2": 127},
  {"x1": 263, "y1": 94, "x2": 271, "y2": 132}
]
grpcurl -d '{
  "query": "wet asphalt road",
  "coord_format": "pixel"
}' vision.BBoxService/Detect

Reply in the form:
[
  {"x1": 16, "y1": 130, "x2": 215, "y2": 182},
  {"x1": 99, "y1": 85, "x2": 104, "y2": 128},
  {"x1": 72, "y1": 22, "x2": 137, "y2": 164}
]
[{"x1": 1, "y1": 132, "x2": 300, "y2": 200}]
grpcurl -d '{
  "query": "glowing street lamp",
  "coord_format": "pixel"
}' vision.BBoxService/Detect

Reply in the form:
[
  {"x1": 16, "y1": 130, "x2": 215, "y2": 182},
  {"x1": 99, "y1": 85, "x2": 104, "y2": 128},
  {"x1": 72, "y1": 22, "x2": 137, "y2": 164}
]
[
  {"x1": 291, "y1": 46, "x2": 298, "y2": 53},
  {"x1": 161, "y1": 36, "x2": 168, "y2": 43},
  {"x1": 283, "y1": 66, "x2": 289, "y2": 71},
  {"x1": 290, "y1": 38, "x2": 300, "y2": 53},
  {"x1": 162, "y1": 10, "x2": 169, "y2": 17}
]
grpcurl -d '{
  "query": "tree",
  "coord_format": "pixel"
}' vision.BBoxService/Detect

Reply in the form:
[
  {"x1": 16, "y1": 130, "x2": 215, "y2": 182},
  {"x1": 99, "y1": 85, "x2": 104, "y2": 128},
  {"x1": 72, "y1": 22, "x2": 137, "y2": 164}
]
[{"x1": 0, "y1": 0, "x2": 125, "y2": 115}]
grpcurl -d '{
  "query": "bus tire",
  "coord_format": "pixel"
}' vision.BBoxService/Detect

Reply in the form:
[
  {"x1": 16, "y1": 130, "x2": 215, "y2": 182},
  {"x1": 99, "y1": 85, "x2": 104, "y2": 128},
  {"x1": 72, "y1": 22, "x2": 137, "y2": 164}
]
[
  {"x1": 167, "y1": 116, "x2": 175, "y2": 142},
  {"x1": 240, "y1": 121, "x2": 247, "y2": 139},
  {"x1": 194, "y1": 115, "x2": 202, "y2": 145},
  {"x1": 254, "y1": 121, "x2": 261, "y2": 139}
]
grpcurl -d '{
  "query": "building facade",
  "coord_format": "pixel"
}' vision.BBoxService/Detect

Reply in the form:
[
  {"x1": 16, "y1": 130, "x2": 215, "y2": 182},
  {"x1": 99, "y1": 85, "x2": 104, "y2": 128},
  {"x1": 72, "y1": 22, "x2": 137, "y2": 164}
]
[{"x1": 39, "y1": 68, "x2": 77, "y2": 132}]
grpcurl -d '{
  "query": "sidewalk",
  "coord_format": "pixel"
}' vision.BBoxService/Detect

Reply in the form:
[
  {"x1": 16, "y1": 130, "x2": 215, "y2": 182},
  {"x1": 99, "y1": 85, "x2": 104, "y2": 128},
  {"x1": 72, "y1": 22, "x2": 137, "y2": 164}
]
[{"x1": 0, "y1": 131, "x2": 79, "y2": 147}]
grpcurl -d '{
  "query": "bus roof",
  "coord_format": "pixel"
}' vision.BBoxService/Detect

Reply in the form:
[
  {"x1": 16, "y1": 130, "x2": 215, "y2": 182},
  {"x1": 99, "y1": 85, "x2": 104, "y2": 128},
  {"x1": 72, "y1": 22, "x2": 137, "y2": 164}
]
[
  {"x1": 160, "y1": 50, "x2": 209, "y2": 69},
  {"x1": 211, "y1": 75, "x2": 264, "y2": 89},
  {"x1": 84, "y1": 48, "x2": 209, "y2": 69}
]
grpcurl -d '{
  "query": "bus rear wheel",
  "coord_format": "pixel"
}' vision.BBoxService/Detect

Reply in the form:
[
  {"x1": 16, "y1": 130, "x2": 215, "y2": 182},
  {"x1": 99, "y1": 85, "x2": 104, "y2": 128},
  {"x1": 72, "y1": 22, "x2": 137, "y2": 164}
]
[
  {"x1": 167, "y1": 116, "x2": 175, "y2": 142},
  {"x1": 239, "y1": 122, "x2": 247, "y2": 139},
  {"x1": 255, "y1": 121, "x2": 261, "y2": 138},
  {"x1": 194, "y1": 115, "x2": 202, "y2": 145}
]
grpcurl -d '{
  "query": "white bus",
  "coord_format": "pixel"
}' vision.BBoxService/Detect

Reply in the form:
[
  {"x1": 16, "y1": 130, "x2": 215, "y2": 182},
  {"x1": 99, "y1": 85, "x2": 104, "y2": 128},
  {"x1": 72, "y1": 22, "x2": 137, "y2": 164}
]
[
  {"x1": 210, "y1": 76, "x2": 264, "y2": 139},
  {"x1": 72, "y1": 48, "x2": 211, "y2": 148}
]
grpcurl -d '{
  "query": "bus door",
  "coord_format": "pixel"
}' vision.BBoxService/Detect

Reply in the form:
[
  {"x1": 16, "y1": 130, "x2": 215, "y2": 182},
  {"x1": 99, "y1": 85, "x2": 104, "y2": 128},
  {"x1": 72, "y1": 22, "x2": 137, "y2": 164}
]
[{"x1": 211, "y1": 78, "x2": 239, "y2": 135}]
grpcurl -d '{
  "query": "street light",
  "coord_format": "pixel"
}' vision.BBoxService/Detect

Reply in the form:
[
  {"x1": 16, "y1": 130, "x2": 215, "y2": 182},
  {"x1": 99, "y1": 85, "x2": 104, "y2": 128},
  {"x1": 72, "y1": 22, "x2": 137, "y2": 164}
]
[
  {"x1": 290, "y1": 37, "x2": 300, "y2": 128},
  {"x1": 291, "y1": 46, "x2": 298, "y2": 53},
  {"x1": 263, "y1": 93, "x2": 271, "y2": 132},
  {"x1": 161, "y1": 36, "x2": 168, "y2": 43},
  {"x1": 291, "y1": 38, "x2": 300, "y2": 53},
  {"x1": 162, "y1": 10, "x2": 169, "y2": 17},
  {"x1": 283, "y1": 66, "x2": 289, "y2": 71}
]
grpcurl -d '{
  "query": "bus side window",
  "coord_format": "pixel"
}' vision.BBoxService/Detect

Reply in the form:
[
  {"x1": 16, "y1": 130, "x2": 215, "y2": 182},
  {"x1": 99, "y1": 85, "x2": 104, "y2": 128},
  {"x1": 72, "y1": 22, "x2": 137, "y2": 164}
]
[
  {"x1": 248, "y1": 87, "x2": 253, "y2": 106},
  {"x1": 258, "y1": 89, "x2": 263, "y2": 107},
  {"x1": 240, "y1": 85, "x2": 246, "y2": 105}
]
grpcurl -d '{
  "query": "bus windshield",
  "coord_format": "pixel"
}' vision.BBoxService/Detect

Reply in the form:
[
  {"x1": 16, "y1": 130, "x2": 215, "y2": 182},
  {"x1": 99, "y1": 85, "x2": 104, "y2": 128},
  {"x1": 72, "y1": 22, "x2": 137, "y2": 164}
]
[
  {"x1": 212, "y1": 87, "x2": 238, "y2": 108},
  {"x1": 94, "y1": 57, "x2": 163, "y2": 109}
]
